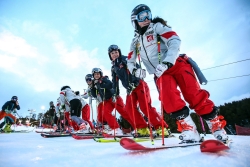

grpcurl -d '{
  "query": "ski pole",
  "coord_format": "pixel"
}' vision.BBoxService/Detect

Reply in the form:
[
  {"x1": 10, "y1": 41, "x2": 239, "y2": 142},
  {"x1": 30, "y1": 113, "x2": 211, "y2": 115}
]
[
  {"x1": 136, "y1": 44, "x2": 154, "y2": 145},
  {"x1": 129, "y1": 83, "x2": 138, "y2": 137},
  {"x1": 200, "y1": 116, "x2": 206, "y2": 136},
  {"x1": 156, "y1": 35, "x2": 165, "y2": 145},
  {"x1": 113, "y1": 80, "x2": 118, "y2": 138}
]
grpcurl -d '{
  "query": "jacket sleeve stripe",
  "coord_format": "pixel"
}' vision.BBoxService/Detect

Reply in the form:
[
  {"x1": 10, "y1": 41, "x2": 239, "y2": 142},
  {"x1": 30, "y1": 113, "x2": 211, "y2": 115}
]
[
  {"x1": 128, "y1": 51, "x2": 133, "y2": 60},
  {"x1": 60, "y1": 92, "x2": 65, "y2": 96},
  {"x1": 161, "y1": 31, "x2": 178, "y2": 39}
]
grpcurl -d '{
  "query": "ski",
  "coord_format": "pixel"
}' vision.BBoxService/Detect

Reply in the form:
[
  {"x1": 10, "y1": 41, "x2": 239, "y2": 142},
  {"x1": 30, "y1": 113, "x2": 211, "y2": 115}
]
[
  {"x1": 94, "y1": 134, "x2": 175, "y2": 143},
  {"x1": 41, "y1": 132, "x2": 72, "y2": 138},
  {"x1": 71, "y1": 133, "x2": 104, "y2": 140},
  {"x1": 72, "y1": 134, "x2": 96, "y2": 140},
  {"x1": 93, "y1": 137, "x2": 121, "y2": 142},
  {"x1": 0, "y1": 130, "x2": 33, "y2": 134},
  {"x1": 93, "y1": 133, "x2": 134, "y2": 142},
  {"x1": 119, "y1": 137, "x2": 201, "y2": 151},
  {"x1": 200, "y1": 139, "x2": 232, "y2": 152}
]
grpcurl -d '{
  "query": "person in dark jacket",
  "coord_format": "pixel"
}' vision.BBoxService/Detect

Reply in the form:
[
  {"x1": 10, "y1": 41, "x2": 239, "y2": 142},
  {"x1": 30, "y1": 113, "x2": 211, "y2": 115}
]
[
  {"x1": 109, "y1": 44, "x2": 169, "y2": 137},
  {"x1": 0, "y1": 96, "x2": 20, "y2": 132},
  {"x1": 90, "y1": 67, "x2": 132, "y2": 135}
]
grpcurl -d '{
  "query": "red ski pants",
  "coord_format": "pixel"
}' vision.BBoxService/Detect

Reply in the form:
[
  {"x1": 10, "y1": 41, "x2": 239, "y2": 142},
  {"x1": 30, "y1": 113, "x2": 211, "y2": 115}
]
[
  {"x1": 97, "y1": 96, "x2": 132, "y2": 130},
  {"x1": 156, "y1": 57, "x2": 214, "y2": 115},
  {"x1": 0, "y1": 111, "x2": 16, "y2": 123},
  {"x1": 126, "y1": 80, "x2": 164, "y2": 129},
  {"x1": 65, "y1": 111, "x2": 79, "y2": 131},
  {"x1": 81, "y1": 104, "x2": 94, "y2": 130}
]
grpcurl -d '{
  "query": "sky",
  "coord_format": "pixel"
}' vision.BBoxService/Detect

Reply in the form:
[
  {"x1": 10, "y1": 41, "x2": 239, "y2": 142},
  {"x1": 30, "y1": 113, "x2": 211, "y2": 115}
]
[
  {"x1": 0, "y1": 0, "x2": 250, "y2": 118},
  {"x1": 0, "y1": 131, "x2": 250, "y2": 167}
]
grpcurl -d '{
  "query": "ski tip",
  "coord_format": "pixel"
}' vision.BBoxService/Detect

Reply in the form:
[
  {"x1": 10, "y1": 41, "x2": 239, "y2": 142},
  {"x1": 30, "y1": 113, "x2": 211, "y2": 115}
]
[{"x1": 200, "y1": 139, "x2": 229, "y2": 152}]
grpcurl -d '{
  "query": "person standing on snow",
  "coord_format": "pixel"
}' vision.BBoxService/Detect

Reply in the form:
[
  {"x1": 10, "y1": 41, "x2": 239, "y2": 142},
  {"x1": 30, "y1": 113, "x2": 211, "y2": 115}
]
[
  {"x1": 108, "y1": 44, "x2": 169, "y2": 137},
  {"x1": 0, "y1": 96, "x2": 20, "y2": 132},
  {"x1": 90, "y1": 67, "x2": 131, "y2": 135},
  {"x1": 60, "y1": 86, "x2": 89, "y2": 133},
  {"x1": 75, "y1": 91, "x2": 95, "y2": 132},
  {"x1": 127, "y1": 4, "x2": 228, "y2": 142}
]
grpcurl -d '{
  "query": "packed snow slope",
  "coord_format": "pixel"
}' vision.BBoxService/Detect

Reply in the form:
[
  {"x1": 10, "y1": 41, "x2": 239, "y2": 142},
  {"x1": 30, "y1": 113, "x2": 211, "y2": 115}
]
[{"x1": 0, "y1": 132, "x2": 249, "y2": 167}]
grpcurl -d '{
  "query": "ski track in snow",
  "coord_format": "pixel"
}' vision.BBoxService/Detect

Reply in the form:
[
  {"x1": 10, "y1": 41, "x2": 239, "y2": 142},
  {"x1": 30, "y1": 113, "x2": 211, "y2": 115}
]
[{"x1": 0, "y1": 132, "x2": 249, "y2": 167}]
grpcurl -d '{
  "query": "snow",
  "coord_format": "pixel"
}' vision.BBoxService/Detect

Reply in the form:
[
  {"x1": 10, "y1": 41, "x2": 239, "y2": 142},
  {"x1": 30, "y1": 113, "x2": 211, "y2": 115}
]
[{"x1": 0, "y1": 132, "x2": 249, "y2": 167}]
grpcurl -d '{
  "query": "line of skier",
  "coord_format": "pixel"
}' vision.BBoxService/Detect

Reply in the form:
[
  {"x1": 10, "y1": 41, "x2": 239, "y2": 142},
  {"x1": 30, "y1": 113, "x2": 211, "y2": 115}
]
[{"x1": 0, "y1": 4, "x2": 228, "y2": 143}]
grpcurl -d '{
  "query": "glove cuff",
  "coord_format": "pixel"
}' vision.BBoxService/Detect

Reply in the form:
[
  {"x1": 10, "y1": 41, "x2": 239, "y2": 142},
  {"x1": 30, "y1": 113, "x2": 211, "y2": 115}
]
[{"x1": 162, "y1": 61, "x2": 173, "y2": 69}]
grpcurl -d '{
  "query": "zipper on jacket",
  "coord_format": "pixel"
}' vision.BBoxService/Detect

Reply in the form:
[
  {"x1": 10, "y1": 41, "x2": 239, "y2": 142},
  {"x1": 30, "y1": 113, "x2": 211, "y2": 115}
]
[{"x1": 141, "y1": 35, "x2": 156, "y2": 69}]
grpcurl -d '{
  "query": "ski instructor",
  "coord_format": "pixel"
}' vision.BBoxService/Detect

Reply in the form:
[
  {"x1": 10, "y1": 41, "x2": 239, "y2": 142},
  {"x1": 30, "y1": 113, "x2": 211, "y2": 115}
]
[{"x1": 127, "y1": 4, "x2": 228, "y2": 142}]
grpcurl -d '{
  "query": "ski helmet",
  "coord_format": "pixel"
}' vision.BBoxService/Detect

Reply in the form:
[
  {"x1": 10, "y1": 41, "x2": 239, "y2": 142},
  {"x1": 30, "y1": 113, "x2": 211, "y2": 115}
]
[
  {"x1": 49, "y1": 101, "x2": 54, "y2": 106},
  {"x1": 61, "y1": 86, "x2": 71, "y2": 91},
  {"x1": 75, "y1": 91, "x2": 80, "y2": 95},
  {"x1": 11, "y1": 96, "x2": 18, "y2": 101},
  {"x1": 131, "y1": 4, "x2": 151, "y2": 30},
  {"x1": 85, "y1": 74, "x2": 93, "y2": 82},
  {"x1": 108, "y1": 44, "x2": 122, "y2": 61},
  {"x1": 92, "y1": 68, "x2": 103, "y2": 77}
]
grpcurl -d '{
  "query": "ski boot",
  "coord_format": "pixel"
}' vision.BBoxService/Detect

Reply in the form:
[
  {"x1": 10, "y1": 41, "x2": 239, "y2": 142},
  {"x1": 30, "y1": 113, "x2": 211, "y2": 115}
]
[
  {"x1": 132, "y1": 127, "x2": 150, "y2": 137},
  {"x1": 3, "y1": 123, "x2": 12, "y2": 133},
  {"x1": 156, "y1": 127, "x2": 169, "y2": 137},
  {"x1": 176, "y1": 115, "x2": 201, "y2": 143},
  {"x1": 205, "y1": 115, "x2": 228, "y2": 142}
]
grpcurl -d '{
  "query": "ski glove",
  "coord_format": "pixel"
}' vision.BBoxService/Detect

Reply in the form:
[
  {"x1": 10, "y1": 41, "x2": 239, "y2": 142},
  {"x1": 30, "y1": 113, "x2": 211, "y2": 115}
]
[
  {"x1": 134, "y1": 69, "x2": 146, "y2": 79},
  {"x1": 94, "y1": 79, "x2": 99, "y2": 84},
  {"x1": 155, "y1": 62, "x2": 173, "y2": 78}
]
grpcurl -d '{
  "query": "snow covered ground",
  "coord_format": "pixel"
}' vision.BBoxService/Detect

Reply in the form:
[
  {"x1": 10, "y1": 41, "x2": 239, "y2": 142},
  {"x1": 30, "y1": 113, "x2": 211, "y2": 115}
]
[{"x1": 0, "y1": 132, "x2": 249, "y2": 167}]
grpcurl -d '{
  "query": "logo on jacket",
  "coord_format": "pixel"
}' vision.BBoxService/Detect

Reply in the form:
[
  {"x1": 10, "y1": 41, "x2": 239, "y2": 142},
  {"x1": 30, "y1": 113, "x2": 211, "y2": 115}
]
[{"x1": 146, "y1": 35, "x2": 154, "y2": 42}]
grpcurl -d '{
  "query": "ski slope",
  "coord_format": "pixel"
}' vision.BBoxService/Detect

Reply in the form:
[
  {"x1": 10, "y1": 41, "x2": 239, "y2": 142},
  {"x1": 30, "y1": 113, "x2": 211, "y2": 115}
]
[{"x1": 0, "y1": 132, "x2": 249, "y2": 167}]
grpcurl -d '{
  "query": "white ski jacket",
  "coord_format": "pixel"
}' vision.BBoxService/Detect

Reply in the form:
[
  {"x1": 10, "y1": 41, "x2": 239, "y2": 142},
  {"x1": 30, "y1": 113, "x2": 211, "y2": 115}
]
[
  {"x1": 59, "y1": 88, "x2": 78, "y2": 106},
  {"x1": 127, "y1": 22, "x2": 181, "y2": 74}
]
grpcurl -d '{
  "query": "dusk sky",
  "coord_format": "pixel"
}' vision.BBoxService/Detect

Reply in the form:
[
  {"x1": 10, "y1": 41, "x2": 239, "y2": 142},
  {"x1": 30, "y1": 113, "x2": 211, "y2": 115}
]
[{"x1": 0, "y1": 0, "x2": 249, "y2": 118}]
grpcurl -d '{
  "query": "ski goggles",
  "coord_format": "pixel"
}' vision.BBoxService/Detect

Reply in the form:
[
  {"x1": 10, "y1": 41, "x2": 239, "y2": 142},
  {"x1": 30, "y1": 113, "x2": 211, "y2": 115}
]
[
  {"x1": 108, "y1": 45, "x2": 119, "y2": 53},
  {"x1": 136, "y1": 10, "x2": 152, "y2": 22},
  {"x1": 86, "y1": 78, "x2": 92, "y2": 82}
]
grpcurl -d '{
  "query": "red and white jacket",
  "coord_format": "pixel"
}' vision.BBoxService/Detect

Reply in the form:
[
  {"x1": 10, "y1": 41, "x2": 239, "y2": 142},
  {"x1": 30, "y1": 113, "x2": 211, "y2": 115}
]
[{"x1": 127, "y1": 22, "x2": 181, "y2": 74}]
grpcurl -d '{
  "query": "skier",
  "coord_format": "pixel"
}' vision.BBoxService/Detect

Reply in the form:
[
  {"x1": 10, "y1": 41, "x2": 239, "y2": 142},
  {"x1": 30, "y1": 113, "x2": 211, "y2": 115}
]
[
  {"x1": 84, "y1": 73, "x2": 109, "y2": 132},
  {"x1": 127, "y1": 4, "x2": 228, "y2": 142},
  {"x1": 75, "y1": 91, "x2": 95, "y2": 132},
  {"x1": 48, "y1": 101, "x2": 56, "y2": 128},
  {"x1": 90, "y1": 67, "x2": 131, "y2": 135},
  {"x1": 108, "y1": 44, "x2": 169, "y2": 137},
  {"x1": 60, "y1": 86, "x2": 89, "y2": 133},
  {"x1": 82, "y1": 74, "x2": 93, "y2": 99},
  {"x1": 0, "y1": 96, "x2": 20, "y2": 132}
]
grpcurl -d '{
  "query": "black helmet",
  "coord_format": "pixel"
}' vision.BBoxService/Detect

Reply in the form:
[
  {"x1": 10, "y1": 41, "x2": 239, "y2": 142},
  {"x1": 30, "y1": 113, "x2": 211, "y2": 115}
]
[
  {"x1": 49, "y1": 101, "x2": 54, "y2": 106},
  {"x1": 131, "y1": 4, "x2": 151, "y2": 30},
  {"x1": 85, "y1": 74, "x2": 92, "y2": 81},
  {"x1": 92, "y1": 68, "x2": 103, "y2": 77},
  {"x1": 75, "y1": 91, "x2": 80, "y2": 95},
  {"x1": 108, "y1": 44, "x2": 122, "y2": 61},
  {"x1": 11, "y1": 96, "x2": 18, "y2": 101},
  {"x1": 61, "y1": 86, "x2": 71, "y2": 91}
]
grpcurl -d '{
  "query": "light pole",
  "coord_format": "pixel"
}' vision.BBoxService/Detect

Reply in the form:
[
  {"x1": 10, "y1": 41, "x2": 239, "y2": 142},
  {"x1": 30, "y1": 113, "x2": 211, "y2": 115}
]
[{"x1": 27, "y1": 109, "x2": 36, "y2": 126}]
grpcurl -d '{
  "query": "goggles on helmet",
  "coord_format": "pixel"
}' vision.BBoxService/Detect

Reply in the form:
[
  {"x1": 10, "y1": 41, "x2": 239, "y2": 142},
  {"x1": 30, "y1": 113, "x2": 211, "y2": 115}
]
[
  {"x1": 108, "y1": 45, "x2": 119, "y2": 53},
  {"x1": 136, "y1": 10, "x2": 152, "y2": 22}
]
